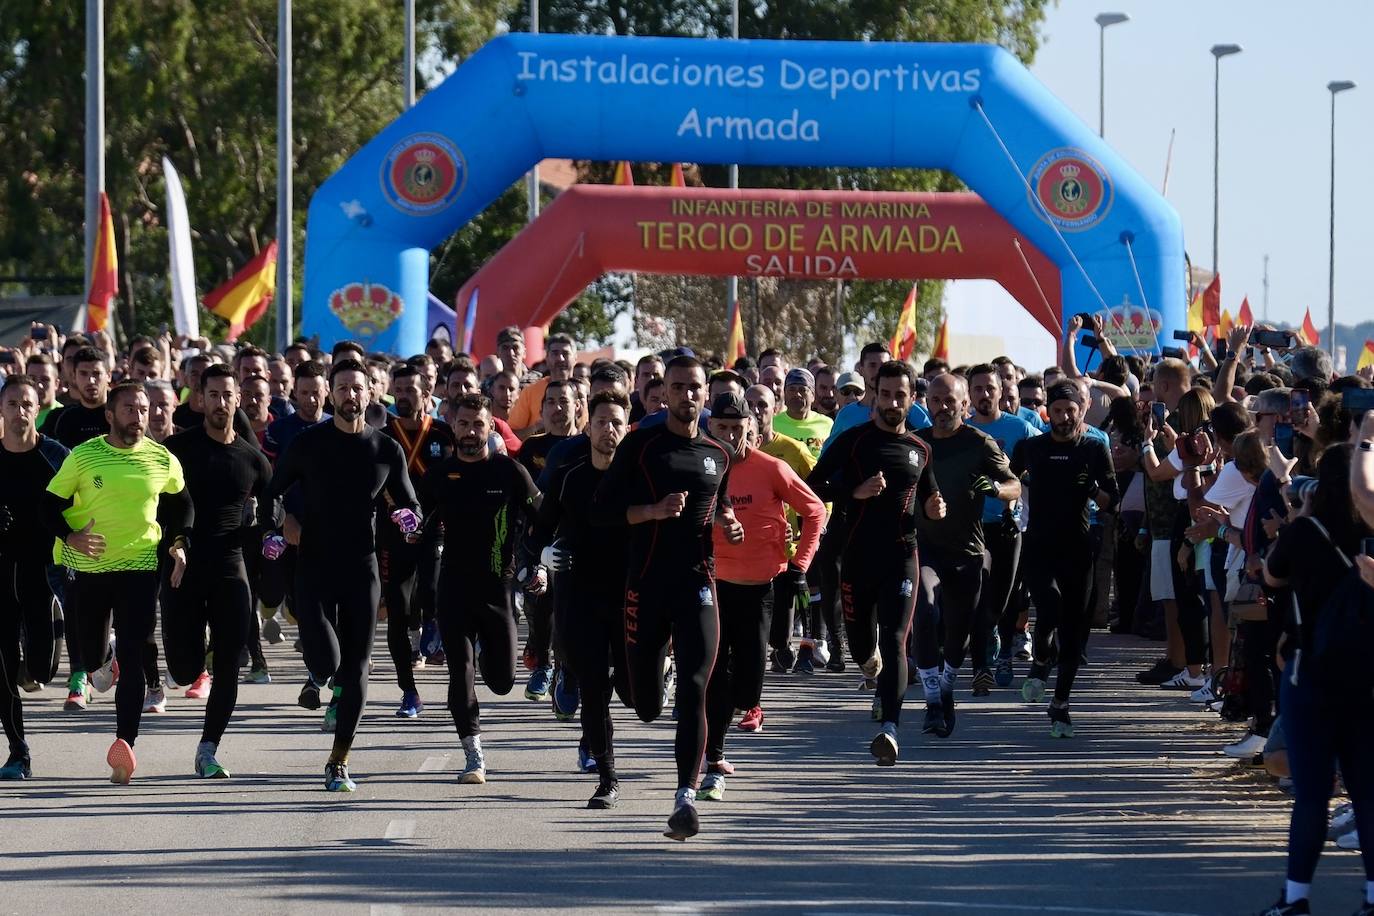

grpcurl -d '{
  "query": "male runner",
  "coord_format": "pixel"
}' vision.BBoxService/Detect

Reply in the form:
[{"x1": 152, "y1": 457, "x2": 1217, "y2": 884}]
[
  {"x1": 24, "y1": 354, "x2": 62, "y2": 430},
  {"x1": 913, "y1": 374, "x2": 1019, "y2": 735},
  {"x1": 702, "y1": 392, "x2": 823, "y2": 801},
  {"x1": 773, "y1": 368, "x2": 833, "y2": 459},
  {"x1": 823, "y1": 343, "x2": 931, "y2": 449},
  {"x1": 162, "y1": 365, "x2": 274, "y2": 779},
  {"x1": 48, "y1": 346, "x2": 110, "y2": 450},
  {"x1": 808, "y1": 361, "x2": 945, "y2": 766},
  {"x1": 42, "y1": 381, "x2": 190, "y2": 784},
  {"x1": 508, "y1": 332, "x2": 577, "y2": 436},
  {"x1": 0, "y1": 375, "x2": 68, "y2": 779},
  {"x1": 592, "y1": 355, "x2": 743, "y2": 841},
  {"x1": 262, "y1": 358, "x2": 420, "y2": 791},
  {"x1": 1010, "y1": 381, "x2": 1118, "y2": 737},
  {"x1": 419, "y1": 394, "x2": 540, "y2": 786},
  {"x1": 173, "y1": 353, "x2": 256, "y2": 439},
  {"x1": 526, "y1": 390, "x2": 633, "y2": 806},
  {"x1": 378, "y1": 364, "x2": 454, "y2": 718}
]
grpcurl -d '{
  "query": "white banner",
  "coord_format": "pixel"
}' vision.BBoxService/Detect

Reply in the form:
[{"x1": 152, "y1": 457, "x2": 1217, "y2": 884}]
[{"x1": 163, "y1": 157, "x2": 199, "y2": 339}]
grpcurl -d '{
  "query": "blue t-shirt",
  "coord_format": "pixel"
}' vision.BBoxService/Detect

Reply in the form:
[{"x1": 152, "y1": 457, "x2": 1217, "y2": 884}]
[
  {"x1": 968, "y1": 412, "x2": 1040, "y2": 523},
  {"x1": 823, "y1": 400, "x2": 931, "y2": 452},
  {"x1": 1018, "y1": 406, "x2": 1048, "y2": 432}
]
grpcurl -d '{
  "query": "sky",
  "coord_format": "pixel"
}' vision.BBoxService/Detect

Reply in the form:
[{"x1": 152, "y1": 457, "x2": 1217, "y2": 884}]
[{"x1": 947, "y1": 0, "x2": 1372, "y2": 368}]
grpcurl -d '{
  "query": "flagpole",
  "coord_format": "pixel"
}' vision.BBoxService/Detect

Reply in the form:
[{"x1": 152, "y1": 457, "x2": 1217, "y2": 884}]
[
  {"x1": 525, "y1": 0, "x2": 540, "y2": 223},
  {"x1": 725, "y1": 0, "x2": 739, "y2": 358},
  {"x1": 84, "y1": 0, "x2": 105, "y2": 296},
  {"x1": 276, "y1": 0, "x2": 293, "y2": 352},
  {"x1": 403, "y1": 0, "x2": 416, "y2": 109}
]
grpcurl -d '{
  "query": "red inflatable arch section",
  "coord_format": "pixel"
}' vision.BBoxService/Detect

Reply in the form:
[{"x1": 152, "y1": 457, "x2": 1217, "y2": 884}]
[{"x1": 456, "y1": 185, "x2": 1063, "y2": 354}]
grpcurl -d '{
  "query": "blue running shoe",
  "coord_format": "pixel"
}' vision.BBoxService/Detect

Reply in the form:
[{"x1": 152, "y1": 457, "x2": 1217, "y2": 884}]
[
  {"x1": 551, "y1": 666, "x2": 579, "y2": 721},
  {"x1": 525, "y1": 665, "x2": 553, "y2": 701},
  {"x1": 577, "y1": 742, "x2": 598, "y2": 774},
  {"x1": 396, "y1": 690, "x2": 423, "y2": 719},
  {"x1": 994, "y1": 656, "x2": 1014, "y2": 689},
  {"x1": 419, "y1": 619, "x2": 442, "y2": 658},
  {"x1": 0, "y1": 754, "x2": 31, "y2": 780}
]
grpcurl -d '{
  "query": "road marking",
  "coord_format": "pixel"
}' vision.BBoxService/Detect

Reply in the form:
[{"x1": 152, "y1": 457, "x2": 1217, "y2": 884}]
[
  {"x1": 383, "y1": 818, "x2": 415, "y2": 840},
  {"x1": 370, "y1": 906, "x2": 403, "y2": 916},
  {"x1": 418, "y1": 755, "x2": 448, "y2": 772},
  {"x1": 655, "y1": 903, "x2": 1203, "y2": 916}
]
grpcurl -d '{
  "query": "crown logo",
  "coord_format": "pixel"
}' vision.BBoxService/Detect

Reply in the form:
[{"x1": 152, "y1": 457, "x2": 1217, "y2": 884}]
[
  {"x1": 1059, "y1": 163, "x2": 1081, "y2": 178},
  {"x1": 413, "y1": 147, "x2": 436, "y2": 164},
  {"x1": 328, "y1": 281, "x2": 404, "y2": 341}
]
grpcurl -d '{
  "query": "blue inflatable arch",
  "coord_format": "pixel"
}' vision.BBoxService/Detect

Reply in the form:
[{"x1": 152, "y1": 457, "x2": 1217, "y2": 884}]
[{"x1": 304, "y1": 34, "x2": 1185, "y2": 357}]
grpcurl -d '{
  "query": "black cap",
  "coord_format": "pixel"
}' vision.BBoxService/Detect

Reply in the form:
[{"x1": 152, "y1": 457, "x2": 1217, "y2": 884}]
[{"x1": 710, "y1": 391, "x2": 749, "y2": 420}]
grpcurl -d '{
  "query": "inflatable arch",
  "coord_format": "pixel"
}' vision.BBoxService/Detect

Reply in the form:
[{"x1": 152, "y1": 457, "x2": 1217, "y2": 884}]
[
  {"x1": 303, "y1": 34, "x2": 1184, "y2": 357},
  {"x1": 452, "y1": 185, "x2": 1065, "y2": 348}
]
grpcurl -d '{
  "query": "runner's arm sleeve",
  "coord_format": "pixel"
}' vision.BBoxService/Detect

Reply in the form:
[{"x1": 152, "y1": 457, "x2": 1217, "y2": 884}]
[
  {"x1": 917, "y1": 442, "x2": 939, "y2": 501},
  {"x1": 157, "y1": 488, "x2": 193, "y2": 545},
  {"x1": 526, "y1": 461, "x2": 564, "y2": 556},
  {"x1": 780, "y1": 464, "x2": 826, "y2": 573},
  {"x1": 983, "y1": 436, "x2": 1021, "y2": 499},
  {"x1": 40, "y1": 491, "x2": 75, "y2": 540},
  {"x1": 252, "y1": 450, "x2": 282, "y2": 530},
  {"x1": 1009, "y1": 437, "x2": 1029, "y2": 479}
]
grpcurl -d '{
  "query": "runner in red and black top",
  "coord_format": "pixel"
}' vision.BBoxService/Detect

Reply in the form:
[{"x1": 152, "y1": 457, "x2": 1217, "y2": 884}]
[
  {"x1": 592, "y1": 355, "x2": 743, "y2": 842},
  {"x1": 378, "y1": 364, "x2": 455, "y2": 719},
  {"x1": 807, "y1": 360, "x2": 946, "y2": 768}
]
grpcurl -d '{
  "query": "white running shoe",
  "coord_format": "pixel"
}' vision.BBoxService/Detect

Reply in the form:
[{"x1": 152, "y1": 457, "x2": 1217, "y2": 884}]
[
  {"x1": 142, "y1": 687, "x2": 167, "y2": 714},
  {"x1": 89, "y1": 639, "x2": 118, "y2": 694},
  {"x1": 1160, "y1": 669, "x2": 1206, "y2": 690},
  {"x1": 1335, "y1": 828, "x2": 1361, "y2": 850},
  {"x1": 860, "y1": 653, "x2": 882, "y2": 680},
  {"x1": 812, "y1": 640, "x2": 831, "y2": 667},
  {"x1": 1328, "y1": 803, "x2": 1355, "y2": 839},
  {"x1": 1190, "y1": 683, "x2": 1217, "y2": 704},
  {"x1": 1222, "y1": 732, "x2": 1266, "y2": 758},
  {"x1": 459, "y1": 735, "x2": 486, "y2": 784}
]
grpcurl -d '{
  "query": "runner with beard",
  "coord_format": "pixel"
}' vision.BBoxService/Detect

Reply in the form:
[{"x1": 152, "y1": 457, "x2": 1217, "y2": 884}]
[
  {"x1": 162, "y1": 365, "x2": 274, "y2": 779},
  {"x1": 261, "y1": 358, "x2": 420, "y2": 791},
  {"x1": 419, "y1": 394, "x2": 541, "y2": 786},
  {"x1": 171, "y1": 353, "x2": 255, "y2": 440},
  {"x1": 592, "y1": 356, "x2": 742, "y2": 841},
  {"x1": 48, "y1": 347, "x2": 109, "y2": 449},
  {"x1": 807, "y1": 361, "x2": 945, "y2": 766},
  {"x1": 378, "y1": 365, "x2": 454, "y2": 719},
  {"x1": 1010, "y1": 382, "x2": 1118, "y2": 737},
  {"x1": 42, "y1": 381, "x2": 191, "y2": 784},
  {"x1": 525, "y1": 390, "x2": 633, "y2": 807}
]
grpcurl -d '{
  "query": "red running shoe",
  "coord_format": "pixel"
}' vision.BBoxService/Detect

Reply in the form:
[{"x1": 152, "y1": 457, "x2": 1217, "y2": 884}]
[
  {"x1": 107, "y1": 738, "x2": 136, "y2": 785},
  {"x1": 184, "y1": 672, "x2": 211, "y2": 699},
  {"x1": 737, "y1": 706, "x2": 765, "y2": 733}
]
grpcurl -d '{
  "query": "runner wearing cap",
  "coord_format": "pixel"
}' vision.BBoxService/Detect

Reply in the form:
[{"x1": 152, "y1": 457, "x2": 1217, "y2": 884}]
[
  {"x1": 774, "y1": 368, "x2": 832, "y2": 460},
  {"x1": 835, "y1": 371, "x2": 865, "y2": 412}
]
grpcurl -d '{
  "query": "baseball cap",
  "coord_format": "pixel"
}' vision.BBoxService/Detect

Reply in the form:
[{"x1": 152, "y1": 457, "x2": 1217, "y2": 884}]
[
  {"x1": 836, "y1": 371, "x2": 864, "y2": 393},
  {"x1": 710, "y1": 391, "x2": 749, "y2": 419},
  {"x1": 785, "y1": 368, "x2": 815, "y2": 389}
]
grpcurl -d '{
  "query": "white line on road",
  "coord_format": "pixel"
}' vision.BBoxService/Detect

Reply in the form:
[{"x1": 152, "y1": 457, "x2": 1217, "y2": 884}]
[
  {"x1": 418, "y1": 756, "x2": 449, "y2": 772},
  {"x1": 655, "y1": 902, "x2": 1203, "y2": 916},
  {"x1": 370, "y1": 906, "x2": 403, "y2": 916},
  {"x1": 383, "y1": 818, "x2": 416, "y2": 840}
]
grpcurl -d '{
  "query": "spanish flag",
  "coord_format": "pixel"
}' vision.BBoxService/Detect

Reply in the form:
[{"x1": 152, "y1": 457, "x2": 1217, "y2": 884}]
[
  {"x1": 1358, "y1": 339, "x2": 1374, "y2": 372},
  {"x1": 612, "y1": 161, "x2": 634, "y2": 186},
  {"x1": 1218, "y1": 308, "x2": 1234, "y2": 340},
  {"x1": 85, "y1": 192, "x2": 118, "y2": 333},
  {"x1": 1237, "y1": 296, "x2": 1254, "y2": 328},
  {"x1": 1201, "y1": 274, "x2": 1221, "y2": 330},
  {"x1": 1298, "y1": 308, "x2": 1320, "y2": 347},
  {"x1": 670, "y1": 163, "x2": 687, "y2": 188},
  {"x1": 1186, "y1": 291, "x2": 1206, "y2": 358},
  {"x1": 931, "y1": 316, "x2": 950, "y2": 362},
  {"x1": 890, "y1": 283, "x2": 918, "y2": 361},
  {"x1": 726, "y1": 299, "x2": 746, "y2": 361},
  {"x1": 205, "y1": 241, "x2": 278, "y2": 342}
]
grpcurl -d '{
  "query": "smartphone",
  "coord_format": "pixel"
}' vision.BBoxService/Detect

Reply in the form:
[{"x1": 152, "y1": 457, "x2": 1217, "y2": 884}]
[
  {"x1": 0, "y1": 352, "x2": 15, "y2": 365},
  {"x1": 1290, "y1": 390, "x2": 1311, "y2": 414},
  {"x1": 1274, "y1": 422, "x2": 1295, "y2": 459},
  {"x1": 1081, "y1": 334, "x2": 1100, "y2": 349},
  {"x1": 1252, "y1": 329, "x2": 1294, "y2": 349},
  {"x1": 1076, "y1": 312, "x2": 1095, "y2": 327},
  {"x1": 1363, "y1": 537, "x2": 1374, "y2": 558},
  {"x1": 1151, "y1": 401, "x2": 1167, "y2": 425},
  {"x1": 1160, "y1": 346, "x2": 1187, "y2": 360},
  {"x1": 1171, "y1": 330, "x2": 1192, "y2": 342},
  {"x1": 1342, "y1": 388, "x2": 1374, "y2": 412},
  {"x1": 30, "y1": 326, "x2": 48, "y2": 341}
]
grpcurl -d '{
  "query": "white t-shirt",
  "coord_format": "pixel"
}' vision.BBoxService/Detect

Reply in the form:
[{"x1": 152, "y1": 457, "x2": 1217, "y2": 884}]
[
  {"x1": 1203, "y1": 460, "x2": 1256, "y2": 570},
  {"x1": 1166, "y1": 448, "x2": 1187, "y2": 500}
]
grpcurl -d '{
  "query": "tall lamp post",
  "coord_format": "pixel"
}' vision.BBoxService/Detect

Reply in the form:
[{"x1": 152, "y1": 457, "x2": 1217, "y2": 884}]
[
  {"x1": 1210, "y1": 43, "x2": 1242, "y2": 278},
  {"x1": 1327, "y1": 79, "x2": 1356, "y2": 354},
  {"x1": 1095, "y1": 12, "x2": 1129, "y2": 137}
]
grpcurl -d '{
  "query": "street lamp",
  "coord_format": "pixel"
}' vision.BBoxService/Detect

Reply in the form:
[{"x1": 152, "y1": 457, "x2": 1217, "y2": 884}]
[
  {"x1": 1327, "y1": 79, "x2": 1356, "y2": 354},
  {"x1": 1210, "y1": 43, "x2": 1242, "y2": 278},
  {"x1": 1095, "y1": 12, "x2": 1129, "y2": 137}
]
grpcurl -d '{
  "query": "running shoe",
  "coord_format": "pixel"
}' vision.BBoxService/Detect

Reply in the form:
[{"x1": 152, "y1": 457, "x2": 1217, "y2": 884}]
[
  {"x1": 770, "y1": 645, "x2": 795, "y2": 673},
  {"x1": 1255, "y1": 894, "x2": 1310, "y2": 916},
  {"x1": 1136, "y1": 658, "x2": 1182, "y2": 685},
  {"x1": 971, "y1": 668, "x2": 994, "y2": 698},
  {"x1": 858, "y1": 676, "x2": 877, "y2": 692},
  {"x1": 1013, "y1": 632, "x2": 1032, "y2": 661},
  {"x1": 665, "y1": 789, "x2": 699, "y2": 841},
  {"x1": 297, "y1": 678, "x2": 322, "y2": 710},
  {"x1": 64, "y1": 672, "x2": 91, "y2": 711},
  {"x1": 994, "y1": 656, "x2": 1014, "y2": 688},
  {"x1": 588, "y1": 780, "x2": 619, "y2": 809},
  {"x1": 794, "y1": 645, "x2": 815, "y2": 675},
  {"x1": 661, "y1": 656, "x2": 676, "y2": 710},
  {"x1": 860, "y1": 652, "x2": 883, "y2": 680},
  {"x1": 812, "y1": 639, "x2": 831, "y2": 667},
  {"x1": 324, "y1": 761, "x2": 356, "y2": 792},
  {"x1": 245, "y1": 666, "x2": 271, "y2": 685},
  {"x1": 262, "y1": 612, "x2": 284, "y2": 644},
  {"x1": 921, "y1": 703, "x2": 945, "y2": 736},
  {"x1": 194, "y1": 743, "x2": 230, "y2": 779},
  {"x1": 522, "y1": 643, "x2": 537, "y2": 671},
  {"x1": 420, "y1": 619, "x2": 442, "y2": 658},
  {"x1": 1160, "y1": 669, "x2": 1206, "y2": 690},
  {"x1": 0, "y1": 754, "x2": 31, "y2": 780},
  {"x1": 425, "y1": 650, "x2": 447, "y2": 667},
  {"x1": 1335, "y1": 829, "x2": 1362, "y2": 851},
  {"x1": 871, "y1": 695, "x2": 883, "y2": 722},
  {"x1": 941, "y1": 686, "x2": 957, "y2": 737},
  {"x1": 107, "y1": 738, "x2": 136, "y2": 785},
  {"x1": 322, "y1": 703, "x2": 338, "y2": 733},
  {"x1": 1048, "y1": 703, "x2": 1075, "y2": 739},
  {"x1": 410, "y1": 649, "x2": 426, "y2": 670},
  {"x1": 870, "y1": 722, "x2": 899, "y2": 766},
  {"x1": 142, "y1": 686, "x2": 166, "y2": 714},
  {"x1": 551, "y1": 666, "x2": 579, "y2": 721},
  {"x1": 89, "y1": 650, "x2": 118, "y2": 694},
  {"x1": 1190, "y1": 682, "x2": 1216, "y2": 704},
  {"x1": 396, "y1": 690, "x2": 423, "y2": 719},
  {"x1": 459, "y1": 736, "x2": 486, "y2": 784},
  {"x1": 737, "y1": 706, "x2": 764, "y2": 732},
  {"x1": 825, "y1": 648, "x2": 846, "y2": 674},
  {"x1": 705, "y1": 758, "x2": 736, "y2": 775},
  {"x1": 525, "y1": 665, "x2": 553, "y2": 701},
  {"x1": 697, "y1": 771, "x2": 726, "y2": 802},
  {"x1": 1021, "y1": 676, "x2": 1047, "y2": 704},
  {"x1": 792, "y1": 618, "x2": 804, "y2": 638},
  {"x1": 577, "y1": 742, "x2": 597, "y2": 774},
  {"x1": 184, "y1": 672, "x2": 212, "y2": 699},
  {"x1": 1328, "y1": 802, "x2": 1356, "y2": 839}
]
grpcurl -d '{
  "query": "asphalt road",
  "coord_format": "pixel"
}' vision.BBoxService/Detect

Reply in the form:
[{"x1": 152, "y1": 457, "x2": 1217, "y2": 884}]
[{"x1": 0, "y1": 626, "x2": 1365, "y2": 915}]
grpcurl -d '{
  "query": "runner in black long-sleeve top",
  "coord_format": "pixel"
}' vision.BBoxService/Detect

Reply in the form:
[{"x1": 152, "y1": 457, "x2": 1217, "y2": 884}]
[
  {"x1": 1009, "y1": 381, "x2": 1119, "y2": 738},
  {"x1": 162, "y1": 365, "x2": 273, "y2": 780},
  {"x1": 260, "y1": 358, "x2": 419, "y2": 792},
  {"x1": 418, "y1": 393, "x2": 540, "y2": 786},
  {"x1": 591, "y1": 356, "x2": 742, "y2": 842},
  {"x1": 807, "y1": 361, "x2": 946, "y2": 767}
]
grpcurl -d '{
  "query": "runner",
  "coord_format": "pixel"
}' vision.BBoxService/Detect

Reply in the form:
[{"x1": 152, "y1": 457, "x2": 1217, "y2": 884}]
[
  {"x1": 773, "y1": 368, "x2": 833, "y2": 458},
  {"x1": 418, "y1": 393, "x2": 541, "y2": 786},
  {"x1": 823, "y1": 343, "x2": 931, "y2": 450},
  {"x1": 0, "y1": 375, "x2": 69, "y2": 779},
  {"x1": 592, "y1": 355, "x2": 742, "y2": 841},
  {"x1": 41, "y1": 380, "x2": 191, "y2": 784},
  {"x1": 701, "y1": 392, "x2": 824, "y2": 801},
  {"x1": 1010, "y1": 381, "x2": 1119, "y2": 737},
  {"x1": 261, "y1": 357, "x2": 420, "y2": 791},
  {"x1": 913, "y1": 373, "x2": 1019, "y2": 735},
  {"x1": 508, "y1": 333, "x2": 577, "y2": 436},
  {"x1": 807, "y1": 361, "x2": 945, "y2": 766},
  {"x1": 48, "y1": 346, "x2": 110, "y2": 450},
  {"x1": 162, "y1": 365, "x2": 274, "y2": 779}
]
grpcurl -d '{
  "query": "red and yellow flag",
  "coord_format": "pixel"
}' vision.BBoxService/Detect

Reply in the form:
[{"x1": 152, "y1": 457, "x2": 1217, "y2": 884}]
[
  {"x1": 612, "y1": 161, "x2": 634, "y2": 186},
  {"x1": 205, "y1": 241, "x2": 278, "y2": 342},
  {"x1": 1201, "y1": 274, "x2": 1221, "y2": 330},
  {"x1": 1185, "y1": 291, "x2": 1206, "y2": 358},
  {"x1": 1237, "y1": 296, "x2": 1254, "y2": 327},
  {"x1": 85, "y1": 192, "x2": 118, "y2": 333},
  {"x1": 1358, "y1": 339, "x2": 1374, "y2": 372},
  {"x1": 1218, "y1": 308, "x2": 1234, "y2": 340},
  {"x1": 890, "y1": 283, "x2": 918, "y2": 361},
  {"x1": 726, "y1": 299, "x2": 745, "y2": 361},
  {"x1": 1298, "y1": 308, "x2": 1320, "y2": 347},
  {"x1": 931, "y1": 316, "x2": 950, "y2": 362},
  {"x1": 669, "y1": 163, "x2": 687, "y2": 188}
]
